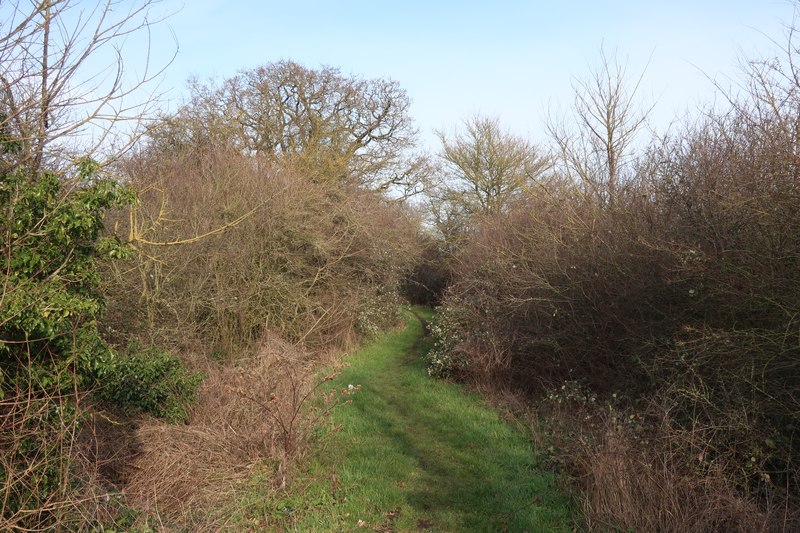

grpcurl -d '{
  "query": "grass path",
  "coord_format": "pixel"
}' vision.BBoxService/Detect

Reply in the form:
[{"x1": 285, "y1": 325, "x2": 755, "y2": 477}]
[{"x1": 273, "y1": 309, "x2": 574, "y2": 532}]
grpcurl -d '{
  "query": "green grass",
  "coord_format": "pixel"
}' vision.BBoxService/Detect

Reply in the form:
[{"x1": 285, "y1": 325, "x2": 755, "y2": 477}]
[{"x1": 268, "y1": 308, "x2": 574, "y2": 532}]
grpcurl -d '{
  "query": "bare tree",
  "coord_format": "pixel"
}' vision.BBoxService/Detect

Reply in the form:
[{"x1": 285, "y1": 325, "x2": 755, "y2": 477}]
[
  {"x1": 547, "y1": 48, "x2": 653, "y2": 207},
  {"x1": 150, "y1": 60, "x2": 427, "y2": 197},
  {"x1": 0, "y1": 0, "x2": 175, "y2": 174},
  {"x1": 436, "y1": 114, "x2": 550, "y2": 217},
  {"x1": 710, "y1": 17, "x2": 800, "y2": 176}
]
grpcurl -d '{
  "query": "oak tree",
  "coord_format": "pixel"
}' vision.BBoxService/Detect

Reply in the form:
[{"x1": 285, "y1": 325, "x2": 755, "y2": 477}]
[{"x1": 151, "y1": 61, "x2": 427, "y2": 196}]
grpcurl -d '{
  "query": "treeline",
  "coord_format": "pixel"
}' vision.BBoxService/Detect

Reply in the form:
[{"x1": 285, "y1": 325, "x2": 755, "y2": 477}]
[{"x1": 421, "y1": 48, "x2": 800, "y2": 531}]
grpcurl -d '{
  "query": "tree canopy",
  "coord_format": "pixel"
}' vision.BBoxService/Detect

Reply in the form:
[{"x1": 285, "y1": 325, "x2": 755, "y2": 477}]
[
  {"x1": 436, "y1": 115, "x2": 550, "y2": 217},
  {"x1": 148, "y1": 60, "x2": 427, "y2": 196}
]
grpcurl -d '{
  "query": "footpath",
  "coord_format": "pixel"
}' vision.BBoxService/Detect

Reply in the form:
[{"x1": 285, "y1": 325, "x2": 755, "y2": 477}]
[{"x1": 273, "y1": 309, "x2": 574, "y2": 532}]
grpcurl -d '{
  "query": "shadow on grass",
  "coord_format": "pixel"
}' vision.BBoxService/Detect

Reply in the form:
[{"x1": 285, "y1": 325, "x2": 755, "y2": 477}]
[{"x1": 327, "y1": 311, "x2": 572, "y2": 532}]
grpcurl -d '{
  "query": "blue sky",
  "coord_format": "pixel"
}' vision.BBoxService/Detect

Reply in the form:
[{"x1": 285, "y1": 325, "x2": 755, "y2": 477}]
[{"x1": 144, "y1": 0, "x2": 797, "y2": 148}]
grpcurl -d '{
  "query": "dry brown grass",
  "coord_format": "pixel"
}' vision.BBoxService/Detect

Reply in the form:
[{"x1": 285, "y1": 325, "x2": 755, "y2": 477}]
[
  {"x1": 520, "y1": 393, "x2": 800, "y2": 533},
  {"x1": 119, "y1": 331, "x2": 341, "y2": 528},
  {"x1": 578, "y1": 427, "x2": 773, "y2": 532}
]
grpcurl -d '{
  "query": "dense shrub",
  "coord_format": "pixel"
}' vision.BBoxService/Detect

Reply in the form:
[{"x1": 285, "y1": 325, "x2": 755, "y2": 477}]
[
  {"x1": 0, "y1": 158, "x2": 134, "y2": 393},
  {"x1": 429, "y1": 44, "x2": 800, "y2": 527},
  {"x1": 104, "y1": 144, "x2": 421, "y2": 353},
  {"x1": 355, "y1": 288, "x2": 406, "y2": 338},
  {"x1": 402, "y1": 234, "x2": 452, "y2": 306},
  {"x1": 640, "y1": 109, "x2": 800, "y2": 497},
  {"x1": 429, "y1": 186, "x2": 682, "y2": 389},
  {"x1": 96, "y1": 343, "x2": 203, "y2": 422},
  {"x1": 0, "y1": 149, "x2": 206, "y2": 530}
]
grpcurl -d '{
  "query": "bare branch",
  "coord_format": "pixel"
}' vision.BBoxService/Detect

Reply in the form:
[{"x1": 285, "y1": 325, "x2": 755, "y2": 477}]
[
  {"x1": 547, "y1": 46, "x2": 654, "y2": 207},
  {"x1": 0, "y1": 0, "x2": 177, "y2": 174}
]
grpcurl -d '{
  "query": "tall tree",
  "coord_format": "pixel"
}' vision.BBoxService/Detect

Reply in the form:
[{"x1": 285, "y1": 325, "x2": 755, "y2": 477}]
[
  {"x1": 149, "y1": 61, "x2": 427, "y2": 196},
  {"x1": 547, "y1": 48, "x2": 652, "y2": 207},
  {"x1": 434, "y1": 114, "x2": 549, "y2": 219}
]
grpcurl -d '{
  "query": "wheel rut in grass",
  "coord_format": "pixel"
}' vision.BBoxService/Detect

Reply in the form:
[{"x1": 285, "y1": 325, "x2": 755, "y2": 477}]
[{"x1": 282, "y1": 309, "x2": 573, "y2": 532}]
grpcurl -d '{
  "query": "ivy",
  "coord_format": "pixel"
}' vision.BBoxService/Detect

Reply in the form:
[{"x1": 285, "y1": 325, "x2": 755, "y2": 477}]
[
  {"x1": 0, "y1": 154, "x2": 202, "y2": 527},
  {"x1": 0, "y1": 159, "x2": 134, "y2": 395},
  {"x1": 96, "y1": 342, "x2": 203, "y2": 423}
]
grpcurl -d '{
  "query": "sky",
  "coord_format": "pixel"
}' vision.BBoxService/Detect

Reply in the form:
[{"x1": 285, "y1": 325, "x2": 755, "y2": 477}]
[{"x1": 135, "y1": 0, "x2": 797, "y2": 149}]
